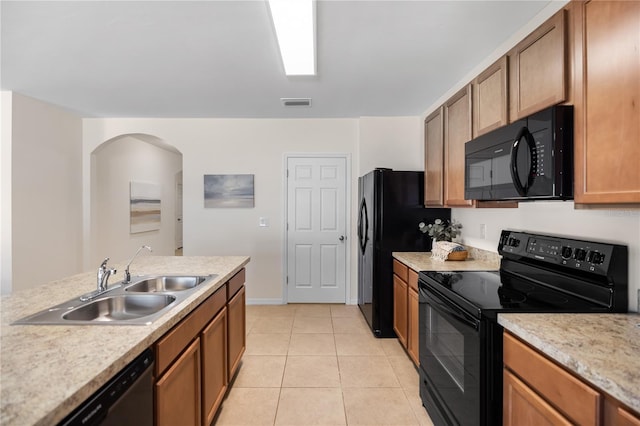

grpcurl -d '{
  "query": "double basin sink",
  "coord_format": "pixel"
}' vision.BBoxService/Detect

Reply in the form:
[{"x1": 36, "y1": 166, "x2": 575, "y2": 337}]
[{"x1": 13, "y1": 275, "x2": 218, "y2": 326}]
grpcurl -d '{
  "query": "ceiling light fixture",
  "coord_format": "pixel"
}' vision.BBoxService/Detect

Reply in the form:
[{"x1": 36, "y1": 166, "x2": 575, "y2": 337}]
[{"x1": 267, "y1": 0, "x2": 316, "y2": 76}]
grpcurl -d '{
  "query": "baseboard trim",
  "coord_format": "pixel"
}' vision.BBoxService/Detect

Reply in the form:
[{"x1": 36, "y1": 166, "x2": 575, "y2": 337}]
[
  {"x1": 246, "y1": 298, "x2": 285, "y2": 305},
  {"x1": 246, "y1": 298, "x2": 359, "y2": 305}
]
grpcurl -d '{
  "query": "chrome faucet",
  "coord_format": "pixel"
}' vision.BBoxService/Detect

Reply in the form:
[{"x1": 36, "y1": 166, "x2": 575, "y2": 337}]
[
  {"x1": 123, "y1": 245, "x2": 152, "y2": 283},
  {"x1": 97, "y1": 258, "x2": 117, "y2": 292}
]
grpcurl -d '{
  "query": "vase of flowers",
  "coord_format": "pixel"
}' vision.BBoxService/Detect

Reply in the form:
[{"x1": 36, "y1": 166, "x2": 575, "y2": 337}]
[{"x1": 418, "y1": 219, "x2": 462, "y2": 242}]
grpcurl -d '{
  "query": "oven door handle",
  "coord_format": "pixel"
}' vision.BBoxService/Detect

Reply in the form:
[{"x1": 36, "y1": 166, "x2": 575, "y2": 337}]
[{"x1": 426, "y1": 287, "x2": 480, "y2": 330}]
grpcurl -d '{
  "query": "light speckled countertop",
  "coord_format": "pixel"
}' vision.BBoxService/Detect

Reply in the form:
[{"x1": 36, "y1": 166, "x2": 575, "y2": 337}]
[
  {"x1": 393, "y1": 247, "x2": 500, "y2": 272},
  {"x1": 0, "y1": 256, "x2": 249, "y2": 426},
  {"x1": 499, "y1": 313, "x2": 640, "y2": 415}
]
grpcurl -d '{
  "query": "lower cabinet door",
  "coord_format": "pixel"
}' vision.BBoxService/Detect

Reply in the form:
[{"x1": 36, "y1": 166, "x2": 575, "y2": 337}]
[
  {"x1": 227, "y1": 286, "x2": 246, "y2": 382},
  {"x1": 503, "y1": 369, "x2": 571, "y2": 426},
  {"x1": 616, "y1": 406, "x2": 640, "y2": 426},
  {"x1": 393, "y1": 275, "x2": 408, "y2": 347},
  {"x1": 407, "y1": 287, "x2": 419, "y2": 366},
  {"x1": 156, "y1": 338, "x2": 201, "y2": 426},
  {"x1": 201, "y1": 307, "x2": 228, "y2": 426}
]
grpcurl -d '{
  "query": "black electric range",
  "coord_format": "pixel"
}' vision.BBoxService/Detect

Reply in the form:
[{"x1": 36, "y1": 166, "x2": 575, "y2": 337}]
[{"x1": 417, "y1": 230, "x2": 628, "y2": 426}]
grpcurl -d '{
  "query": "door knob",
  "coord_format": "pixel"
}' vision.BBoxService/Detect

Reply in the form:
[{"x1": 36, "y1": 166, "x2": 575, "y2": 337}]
[{"x1": 339, "y1": 235, "x2": 345, "y2": 241}]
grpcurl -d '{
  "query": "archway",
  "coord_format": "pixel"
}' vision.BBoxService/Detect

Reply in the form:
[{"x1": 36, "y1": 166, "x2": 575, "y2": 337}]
[{"x1": 90, "y1": 133, "x2": 183, "y2": 267}]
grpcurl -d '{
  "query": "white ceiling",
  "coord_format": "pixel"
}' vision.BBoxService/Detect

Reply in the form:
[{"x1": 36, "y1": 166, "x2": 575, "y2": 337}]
[{"x1": 1, "y1": 0, "x2": 551, "y2": 118}]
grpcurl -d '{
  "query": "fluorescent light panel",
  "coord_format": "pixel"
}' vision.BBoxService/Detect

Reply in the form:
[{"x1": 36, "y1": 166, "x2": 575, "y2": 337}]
[{"x1": 268, "y1": 0, "x2": 316, "y2": 76}]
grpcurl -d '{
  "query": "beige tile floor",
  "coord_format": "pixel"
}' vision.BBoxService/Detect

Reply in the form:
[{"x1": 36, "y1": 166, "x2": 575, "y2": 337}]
[{"x1": 214, "y1": 304, "x2": 434, "y2": 426}]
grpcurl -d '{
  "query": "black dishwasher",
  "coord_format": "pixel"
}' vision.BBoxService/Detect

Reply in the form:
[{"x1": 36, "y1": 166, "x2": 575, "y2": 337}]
[{"x1": 58, "y1": 348, "x2": 154, "y2": 426}]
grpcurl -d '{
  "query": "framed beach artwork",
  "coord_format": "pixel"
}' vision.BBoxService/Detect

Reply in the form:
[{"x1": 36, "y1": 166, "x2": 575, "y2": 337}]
[
  {"x1": 204, "y1": 174, "x2": 254, "y2": 208},
  {"x1": 130, "y1": 181, "x2": 161, "y2": 233}
]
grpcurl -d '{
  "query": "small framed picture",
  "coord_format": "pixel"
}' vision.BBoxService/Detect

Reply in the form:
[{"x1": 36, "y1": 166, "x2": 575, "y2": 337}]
[{"x1": 204, "y1": 174, "x2": 254, "y2": 208}]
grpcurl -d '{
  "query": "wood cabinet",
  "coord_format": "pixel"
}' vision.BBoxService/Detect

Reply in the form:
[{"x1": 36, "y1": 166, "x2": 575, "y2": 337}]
[
  {"x1": 393, "y1": 274, "x2": 408, "y2": 347},
  {"x1": 424, "y1": 106, "x2": 445, "y2": 207},
  {"x1": 615, "y1": 407, "x2": 640, "y2": 426},
  {"x1": 406, "y1": 270, "x2": 419, "y2": 366},
  {"x1": 392, "y1": 259, "x2": 419, "y2": 366},
  {"x1": 509, "y1": 9, "x2": 567, "y2": 120},
  {"x1": 572, "y1": 0, "x2": 640, "y2": 205},
  {"x1": 201, "y1": 307, "x2": 227, "y2": 426},
  {"x1": 503, "y1": 331, "x2": 640, "y2": 426},
  {"x1": 504, "y1": 368, "x2": 571, "y2": 426},
  {"x1": 473, "y1": 56, "x2": 509, "y2": 137},
  {"x1": 227, "y1": 269, "x2": 246, "y2": 382},
  {"x1": 155, "y1": 267, "x2": 246, "y2": 426},
  {"x1": 444, "y1": 84, "x2": 474, "y2": 207},
  {"x1": 156, "y1": 339, "x2": 202, "y2": 426}
]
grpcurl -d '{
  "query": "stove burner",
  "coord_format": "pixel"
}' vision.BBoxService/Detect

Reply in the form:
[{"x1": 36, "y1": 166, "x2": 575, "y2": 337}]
[
  {"x1": 497, "y1": 286, "x2": 527, "y2": 306},
  {"x1": 527, "y1": 291, "x2": 569, "y2": 305}
]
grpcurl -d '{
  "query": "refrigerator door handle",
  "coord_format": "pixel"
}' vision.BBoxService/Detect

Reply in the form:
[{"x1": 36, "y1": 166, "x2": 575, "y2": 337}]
[{"x1": 358, "y1": 198, "x2": 369, "y2": 252}]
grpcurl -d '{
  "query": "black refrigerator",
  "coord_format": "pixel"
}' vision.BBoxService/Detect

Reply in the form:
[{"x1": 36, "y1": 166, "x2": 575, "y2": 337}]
[{"x1": 357, "y1": 168, "x2": 449, "y2": 337}]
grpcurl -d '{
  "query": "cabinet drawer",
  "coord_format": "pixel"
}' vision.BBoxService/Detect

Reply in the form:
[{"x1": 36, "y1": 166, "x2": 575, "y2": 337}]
[
  {"x1": 408, "y1": 269, "x2": 419, "y2": 292},
  {"x1": 617, "y1": 406, "x2": 640, "y2": 426},
  {"x1": 504, "y1": 332, "x2": 601, "y2": 426},
  {"x1": 155, "y1": 285, "x2": 227, "y2": 376},
  {"x1": 227, "y1": 268, "x2": 246, "y2": 300},
  {"x1": 393, "y1": 260, "x2": 408, "y2": 282}
]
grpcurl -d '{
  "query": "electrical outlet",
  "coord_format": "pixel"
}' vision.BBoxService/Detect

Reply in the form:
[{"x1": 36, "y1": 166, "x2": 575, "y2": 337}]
[
  {"x1": 480, "y1": 224, "x2": 487, "y2": 239},
  {"x1": 259, "y1": 217, "x2": 269, "y2": 227}
]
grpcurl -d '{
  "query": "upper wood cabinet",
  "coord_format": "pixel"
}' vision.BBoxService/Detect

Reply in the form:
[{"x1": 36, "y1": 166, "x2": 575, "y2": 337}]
[
  {"x1": 509, "y1": 9, "x2": 567, "y2": 120},
  {"x1": 424, "y1": 106, "x2": 445, "y2": 207},
  {"x1": 444, "y1": 84, "x2": 474, "y2": 207},
  {"x1": 572, "y1": 0, "x2": 640, "y2": 205},
  {"x1": 473, "y1": 56, "x2": 509, "y2": 137}
]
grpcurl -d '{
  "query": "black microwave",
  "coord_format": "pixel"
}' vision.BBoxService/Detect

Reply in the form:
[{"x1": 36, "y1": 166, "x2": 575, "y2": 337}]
[{"x1": 464, "y1": 105, "x2": 573, "y2": 201}]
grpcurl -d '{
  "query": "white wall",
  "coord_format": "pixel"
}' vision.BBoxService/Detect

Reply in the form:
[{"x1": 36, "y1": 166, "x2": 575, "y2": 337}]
[
  {"x1": 6, "y1": 93, "x2": 83, "y2": 293},
  {"x1": 1, "y1": 92, "x2": 13, "y2": 294},
  {"x1": 92, "y1": 134, "x2": 182, "y2": 267},
  {"x1": 83, "y1": 118, "x2": 359, "y2": 303},
  {"x1": 357, "y1": 116, "x2": 423, "y2": 175}
]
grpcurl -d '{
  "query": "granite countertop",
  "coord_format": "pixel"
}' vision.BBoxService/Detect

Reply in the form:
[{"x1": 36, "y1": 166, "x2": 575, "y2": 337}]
[
  {"x1": 393, "y1": 248, "x2": 500, "y2": 272},
  {"x1": 499, "y1": 313, "x2": 640, "y2": 414},
  {"x1": 0, "y1": 255, "x2": 250, "y2": 426}
]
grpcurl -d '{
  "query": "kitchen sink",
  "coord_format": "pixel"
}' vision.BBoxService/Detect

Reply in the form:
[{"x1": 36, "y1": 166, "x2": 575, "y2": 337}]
[
  {"x1": 125, "y1": 275, "x2": 209, "y2": 293},
  {"x1": 12, "y1": 274, "x2": 217, "y2": 325},
  {"x1": 62, "y1": 294, "x2": 176, "y2": 322}
]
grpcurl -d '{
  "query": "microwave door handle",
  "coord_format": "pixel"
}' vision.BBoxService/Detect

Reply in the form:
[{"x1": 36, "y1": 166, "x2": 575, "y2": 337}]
[{"x1": 510, "y1": 126, "x2": 536, "y2": 196}]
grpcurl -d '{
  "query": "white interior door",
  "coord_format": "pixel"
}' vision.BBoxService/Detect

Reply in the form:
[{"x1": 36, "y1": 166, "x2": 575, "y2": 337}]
[{"x1": 286, "y1": 156, "x2": 347, "y2": 303}]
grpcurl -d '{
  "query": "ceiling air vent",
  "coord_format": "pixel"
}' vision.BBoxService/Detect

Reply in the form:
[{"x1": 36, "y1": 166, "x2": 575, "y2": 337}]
[{"x1": 281, "y1": 98, "x2": 312, "y2": 107}]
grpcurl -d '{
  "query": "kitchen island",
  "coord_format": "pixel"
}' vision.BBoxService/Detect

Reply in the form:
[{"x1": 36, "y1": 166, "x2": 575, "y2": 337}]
[
  {"x1": 499, "y1": 313, "x2": 640, "y2": 421},
  {"x1": 0, "y1": 255, "x2": 249, "y2": 426}
]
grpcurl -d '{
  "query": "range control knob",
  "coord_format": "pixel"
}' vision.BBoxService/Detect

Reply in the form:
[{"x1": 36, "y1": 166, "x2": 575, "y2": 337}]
[
  {"x1": 587, "y1": 251, "x2": 605, "y2": 264},
  {"x1": 508, "y1": 238, "x2": 520, "y2": 247},
  {"x1": 561, "y1": 246, "x2": 573, "y2": 259},
  {"x1": 574, "y1": 248, "x2": 587, "y2": 261}
]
